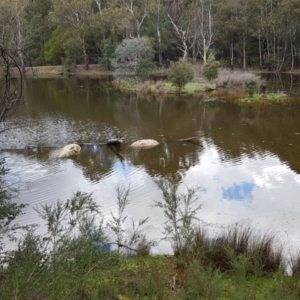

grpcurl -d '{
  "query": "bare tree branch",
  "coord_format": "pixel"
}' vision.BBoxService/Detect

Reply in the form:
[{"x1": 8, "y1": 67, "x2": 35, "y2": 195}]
[{"x1": 0, "y1": 46, "x2": 23, "y2": 123}]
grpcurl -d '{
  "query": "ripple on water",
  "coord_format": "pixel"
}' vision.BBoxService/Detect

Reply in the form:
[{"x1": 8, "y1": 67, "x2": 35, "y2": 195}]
[{"x1": 0, "y1": 117, "x2": 132, "y2": 149}]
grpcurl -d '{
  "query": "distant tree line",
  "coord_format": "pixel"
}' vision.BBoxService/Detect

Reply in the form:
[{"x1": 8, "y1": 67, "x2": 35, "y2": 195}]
[{"x1": 1, "y1": 0, "x2": 300, "y2": 72}]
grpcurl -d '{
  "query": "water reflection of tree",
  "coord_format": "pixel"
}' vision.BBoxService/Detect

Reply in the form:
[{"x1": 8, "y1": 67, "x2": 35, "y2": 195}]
[
  {"x1": 72, "y1": 145, "x2": 116, "y2": 182},
  {"x1": 71, "y1": 141, "x2": 202, "y2": 182},
  {"x1": 121, "y1": 142, "x2": 201, "y2": 177}
]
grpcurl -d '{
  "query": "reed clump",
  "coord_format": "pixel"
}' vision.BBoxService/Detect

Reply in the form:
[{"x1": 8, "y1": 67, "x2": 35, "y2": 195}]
[
  {"x1": 216, "y1": 68, "x2": 262, "y2": 89},
  {"x1": 185, "y1": 224, "x2": 284, "y2": 277}
]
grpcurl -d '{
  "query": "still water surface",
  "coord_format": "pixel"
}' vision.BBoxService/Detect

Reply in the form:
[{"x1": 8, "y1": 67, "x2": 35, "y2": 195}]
[{"x1": 2, "y1": 76, "x2": 300, "y2": 253}]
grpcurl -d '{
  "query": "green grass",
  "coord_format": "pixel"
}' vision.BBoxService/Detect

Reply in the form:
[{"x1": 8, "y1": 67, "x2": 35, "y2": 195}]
[
  {"x1": 1, "y1": 251, "x2": 299, "y2": 300},
  {"x1": 0, "y1": 224, "x2": 295, "y2": 299},
  {"x1": 240, "y1": 92, "x2": 287, "y2": 102},
  {"x1": 113, "y1": 79, "x2": 216, "y2": 94}
]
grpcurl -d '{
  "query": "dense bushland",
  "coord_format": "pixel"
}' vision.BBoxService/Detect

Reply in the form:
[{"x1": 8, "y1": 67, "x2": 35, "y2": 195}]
[{"x1": 1, "y1": 0, "x2": 300, "y2": 73}]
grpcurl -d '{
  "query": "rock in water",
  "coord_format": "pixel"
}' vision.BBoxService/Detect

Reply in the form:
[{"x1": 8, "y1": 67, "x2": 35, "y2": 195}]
[
  {"x1": 130, "y1": 139, "x2": 159, "y2": 149},
  {"x1": 59, "y1": 144, "x2": 81, "y2": 158}
]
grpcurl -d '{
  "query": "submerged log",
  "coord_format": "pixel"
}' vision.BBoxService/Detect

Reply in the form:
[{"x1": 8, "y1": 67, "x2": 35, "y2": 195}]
[
  {"x1": 177, "y1": 137, "x2": 201, "y2": 145},
  {"x1": 107, "y1": 144, "x2": 124, "y2": 161},
  {"x1": 107, "y1": 139, "x2": 123, "y2": 146}
]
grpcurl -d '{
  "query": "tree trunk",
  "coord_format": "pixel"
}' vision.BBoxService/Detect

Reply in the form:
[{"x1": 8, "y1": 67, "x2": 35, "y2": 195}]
[
  {"x1": 230, "y1": 41, "x2": 234, "y2": 70},
  {"x1": 290, "y1": 40, "x2": 294, "y2": 71},
  {"x1": 259, "y1": 34, "x2": 262, "y2": 69},
  {"x1": 157, "y1": 24, "x2": 163, "y2": 66},
  {"x1": 277, "y1": 39, "x2": 287, "y2": 72},
  {"x1": 18, "y1": 49, "x2": 26, "y2": 78},
  {"x1": 182, "y1": 42, "x2": 188, "y2": 62},
  {"x1": 203, "y1": 39, "x2": 207, "y2": 64},
  {"x1": 242, "y1": 34, "x2": 247, "y2": 71},
  {"x1": 83, "y1": 47, "x2": 89, "y2": 70}
]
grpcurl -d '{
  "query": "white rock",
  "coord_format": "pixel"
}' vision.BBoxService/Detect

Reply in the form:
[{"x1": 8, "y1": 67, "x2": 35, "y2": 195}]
[
  {"x1": 59, "y1": 144, "x2": 81, "y2": 158},
  {"x1": 130, "y1": 139, "x2": 159, "y2": 149},
  {"x1": 50, "y1": 143, "x2": 81, "y2": 158}
]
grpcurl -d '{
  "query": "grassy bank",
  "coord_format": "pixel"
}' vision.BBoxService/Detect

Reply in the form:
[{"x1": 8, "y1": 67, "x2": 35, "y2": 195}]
[
  {"x1": 239, "y1": 92, "x2": 288, "y2": 103},
  {"x1": 1, "y1": 225, "x2": 300, "y2": 300},
  {"x1": 22, "y1": 64, "x2": 112, "y2": 78},
  {"x1": 1, "y1": 253, "x2": 298, "y2": 300},
  {"x1": 112, "y1": 79, "x2": 216, "y2": 95}
]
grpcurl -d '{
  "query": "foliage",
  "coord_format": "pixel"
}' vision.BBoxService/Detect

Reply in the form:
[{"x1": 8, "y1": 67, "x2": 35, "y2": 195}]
[
  {"x1": 107, "y1": 186, "x2": 154, "y2": 256},
  {"x1": 216, "y1": 68, "x2": 262, "y2": 89},
  {"x1": 136, "y1": 57, "x2": 156, "y2": 81},
  {"x1": 98, "y1": 38, "x2": 115, "y2": 70},
  {"x1": 0, "y1": 46, "x2": 24, "y2": 123},
  {"x1": 24, "y1": 0, "x2": 53, "y2": 65},
  {"x1": 0, "y1": 160, "x2": 26, "y2": 242},
  {"x1": 43, "y1": 27, "x2": 65, "y2": 65},
  {"x1": 111, "y1": 37, "x2": 155, "y2": 81},
  {"x1": 202, "y1": 54, "x2": 220, "y2": 81},
  {"x1": 34, "y1": 191, "x2": 103, "y2": 258},
  {"x1": 245, "y1": 80, "x2": 259, "y2": 97},
  {"x1": 240, "y1": 92, "x2": 287, "y2": 102},
  {"x1": 1, "y1": 226, "x2": 299, "y2": 299},
  {"x1": 1, "y1": 183, "x2": 300, "y2": 299},
  {"x1": 154, "y1": 177, "x2": 201, "y2": 255},
  {"x1": 0, "y1": 0, "x2": 300, "y2": 71},
  {"x1": 181, "y1": 262, "x2": 222, "y2": 299},
  {"x1": 168, "y1": 61, "x2": 194, "y2": 93},
  {"x1": 190, "y1": 224, "x2": 284, "y2": 276},
  {"x1": 113, "y1": 79, "x2": 216, "y2": 94}
]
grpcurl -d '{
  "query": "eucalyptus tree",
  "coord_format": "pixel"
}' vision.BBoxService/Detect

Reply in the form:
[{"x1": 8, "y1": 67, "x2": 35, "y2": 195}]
[
  {"x1": 276, "y1": 0, "x2": 300, "y2": 70},
  {"x1": 216, "y1": 0, "x2": 253, "y2": 70},
  {"x1": 166, "y1": 0, "x2": 194, "y2": 61},
  {"x1": 189, "y1": 0, "x2": 219, "y2": 64},
  {"x1": 0, "y1": 46, "x2": 26, "y2": 239},
  {"x1": 24, "y1": 0, "x2": 53, "y2": 65},
  {"x1": 113, "y1": 0, "x2": 154, "y2": 38},
  {"x1": 0, "y1": 0, "x2": 32, "y2": 76},
  {"x1": 111, "y1": 37, "x2": 155, "y2": 80},
  {"x1": 147, "y1": 0, "x2": 167, "y2": 66},
  {"x1": 50, "y1": 0, "x2": 95, "y2": 69}
]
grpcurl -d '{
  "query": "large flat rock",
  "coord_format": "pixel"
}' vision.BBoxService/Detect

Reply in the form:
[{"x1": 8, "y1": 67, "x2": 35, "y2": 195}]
[
  {"x1": 130, "y1": 139, "x2": 159, "y2": 149},
  {"x1": 50, "y1": 144, "x2": 81, "y2": 158}
]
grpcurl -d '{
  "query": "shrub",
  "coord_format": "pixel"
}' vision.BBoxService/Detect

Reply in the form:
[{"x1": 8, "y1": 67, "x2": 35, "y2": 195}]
[
  {"x1": 189, "y1": 224, "x2": 284, "y2": 276},
  {"x1": 154, "y1": 177, "x2": 201, "y2": 255},
  {"x1": 216, "y1": 68, "x2": 261, "y2": 89},
  {"x1": 202, "y1": 54, "x2": 219, "y2": 81},
  {"x1": 168, "y1": 61, "x2": 194, "y2": 93},
  {"x1": 245, "y1": 80, "x2": 259, "y2": 97},
  {"x1": 182, "y1": 261, "x2": 222, "y2": 299},
  {"x1": 98, "y1": 38, "x2": 115, "y2": 70},
  {"x1": 136, "y1": 58, "x2": 156, "y2": 81},
  {"x1": 111, "y1": 37, "x2": 155, "y2": 81}
]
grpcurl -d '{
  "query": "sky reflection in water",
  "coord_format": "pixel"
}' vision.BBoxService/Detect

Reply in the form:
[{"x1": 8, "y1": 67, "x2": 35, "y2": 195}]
[
  {"x1": 222, "y1": 182, "x2": 256, "y2": 201},
  {"x1": 183, "y1": 141, "x2": 300, "y2": 254},
  {"x1": 4, "y1": 138, "x2": 300, "y2": 254}
]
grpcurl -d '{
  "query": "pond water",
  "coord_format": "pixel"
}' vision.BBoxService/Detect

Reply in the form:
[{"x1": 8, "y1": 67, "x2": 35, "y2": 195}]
[{"x1": 2, "y1": 76, "x2": 300, "y2": 254}]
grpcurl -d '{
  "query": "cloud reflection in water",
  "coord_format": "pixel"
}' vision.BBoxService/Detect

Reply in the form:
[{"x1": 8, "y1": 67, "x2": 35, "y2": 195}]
[{"x1": 222, "y1": 182, "x2": 256, "y2": 201}]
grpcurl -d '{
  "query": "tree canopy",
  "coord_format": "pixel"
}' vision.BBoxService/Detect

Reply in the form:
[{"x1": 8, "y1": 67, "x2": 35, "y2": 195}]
[{"x1": 0, "y1": 0, "x2": 300, "y2": 71}]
